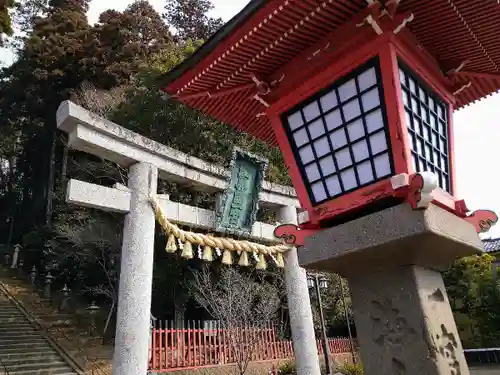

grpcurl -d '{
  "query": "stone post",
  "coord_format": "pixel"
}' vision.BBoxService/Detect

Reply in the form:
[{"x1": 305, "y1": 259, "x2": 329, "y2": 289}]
[
  {"x1": 59, "y1": 284, "x2": 71, "y2": 312},
  {"x1": 299, "y1": 203, "x2": 482, "y2": 375},
  {"x1": 18, "y1": 259, "x2": 24, "y2": 277},
  {"x1": 112, "y1": 162, "x2": 158, "y2": 375},
  {"x1": 44, "y1": 272, "x2": 54, "y2": 300},
  {"x1": 11, "y1": 244, "x2": 20, "y2": 268},
  {"x1": 4, "y1": 253, "x2": 10, "y2": 267},
  {"x1": 174, "y1": 306, "x2": 186, "y2": 329},
  {"x1": 278, "y1": 206, "x2": 321, "y2": 375},
  {"x1": 29, "y1": 266, "x2": 37, "y2": 286},
  {"x1": 86, "y1": 301, "x2": 100, "y2": 336}
]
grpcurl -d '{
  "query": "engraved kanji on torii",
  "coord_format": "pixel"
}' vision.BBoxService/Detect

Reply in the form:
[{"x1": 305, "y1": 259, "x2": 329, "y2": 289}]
[
  {"x1": 215, "y1": 147, "x2": 269, "y2": 235},
  {"x1": 229, "y1": 167, "x2": 252, "y2": 225}
]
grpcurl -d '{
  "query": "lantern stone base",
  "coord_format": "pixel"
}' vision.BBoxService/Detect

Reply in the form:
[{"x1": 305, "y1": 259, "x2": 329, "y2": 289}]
[
  {"x1": 298, "y1": 203, "x2": 484, "y2": 375},
  {"x1": 349, "y1": 266, "x2": 470, "y2": 375},
  {"x1": 298, "y1": 203, "x2": 483, "y2": 275}
]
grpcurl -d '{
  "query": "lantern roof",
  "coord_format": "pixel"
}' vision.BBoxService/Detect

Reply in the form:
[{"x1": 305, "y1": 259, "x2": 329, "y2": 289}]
[{"x1": 160, "y1": 0, "x2": 500, "y2": 145}]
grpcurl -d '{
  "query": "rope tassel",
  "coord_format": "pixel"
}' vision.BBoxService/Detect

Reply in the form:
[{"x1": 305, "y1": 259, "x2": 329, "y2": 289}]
[
  {"x1": 222, "y1": 250, "x2": 233, "y2": 265},
  {"x1": 202, "y1": 246, "x2": 213, "y2": 262},
  {"x1": 166, "y1": 234, "x2": 177, "y2": 253},
  {"x1": 276, "y1": 252, "x2": 285, "y2": 268},
  {"x1": 181, "y1": 241, "x2": 194, "y2": 259},
  {"x1": 149, "y1": 196, "x2": 292, "y2": 268},
  {"x1": 238, "y1": 251, "x2": 249, "y2": 267},
  {"x1": 256, "y1": 253, "x2": 267, "y2": 270}
]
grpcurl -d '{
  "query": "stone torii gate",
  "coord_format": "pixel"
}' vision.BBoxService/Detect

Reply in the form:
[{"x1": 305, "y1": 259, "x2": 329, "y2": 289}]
[{"x1": 56, "y1": 101, "x2": 321, "y2": 375}]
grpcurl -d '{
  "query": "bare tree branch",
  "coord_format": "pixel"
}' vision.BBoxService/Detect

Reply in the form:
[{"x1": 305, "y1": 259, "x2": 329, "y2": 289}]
[
  {"x1": 189, "y1": 266, "x2": 280, "y2": 375},
  {"x1": 71, "y1": 81, "x2": 128, "y2": 119},
  {"x1": 53, "y1": 216, "x2": 122, "y2": 304}
]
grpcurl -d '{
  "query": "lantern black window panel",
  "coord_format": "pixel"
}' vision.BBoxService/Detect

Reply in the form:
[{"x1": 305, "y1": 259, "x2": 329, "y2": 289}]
[
  {"x1": 398, "y1": 61, "x2": 451, "y2": 193},
  {"x1": 282, "y1": 58, "x2": 395, "y2": 206}
]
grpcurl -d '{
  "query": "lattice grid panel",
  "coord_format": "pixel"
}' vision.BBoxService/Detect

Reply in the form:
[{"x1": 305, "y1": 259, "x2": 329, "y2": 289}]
[
  {"x1": 399, "y1": 63, "x2": 451, "y2": 193},
  {"x1": 283, "y1": 59, "x2": 394, "y2": 205}
]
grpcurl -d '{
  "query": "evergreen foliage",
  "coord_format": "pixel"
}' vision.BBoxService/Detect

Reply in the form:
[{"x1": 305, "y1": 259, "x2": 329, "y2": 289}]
[
  {"x1": 163, "y1": 0, "x2": 222, "y2": 41},
  {"x1": 0, "y1": 0, "x2": 15, "y2": 45},
  {"x1": 443, "y1": 254, "x2": 500, "y2": 347}
]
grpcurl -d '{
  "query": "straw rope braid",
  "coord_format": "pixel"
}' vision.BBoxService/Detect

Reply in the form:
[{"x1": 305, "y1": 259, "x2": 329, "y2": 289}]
[{"x1": 149, "y1": 196, "x2": 291, "y2": 269}]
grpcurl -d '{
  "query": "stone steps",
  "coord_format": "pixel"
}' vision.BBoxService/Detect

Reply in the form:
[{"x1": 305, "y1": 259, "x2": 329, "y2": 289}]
[
  {"x1": 0, "y1": 293, "x2": 79, "y2": 375},
  {"x1": 2, "y1": 355, "x2": 66, "y2": 366},
  {"x1": 0, "y1": 347, "x2": 57, "y2": 357},
  {"x1": 0, "y1": 323, "x2": 35, "y2": 331},
  {"x1": 0, "y1": 363, "x2": 76, "y2": 375}
]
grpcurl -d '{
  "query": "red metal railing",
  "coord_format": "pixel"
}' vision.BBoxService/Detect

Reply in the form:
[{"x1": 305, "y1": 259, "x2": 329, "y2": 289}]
[{"x1": 149, "y1": 321, "x2": 353, "y2": 372}]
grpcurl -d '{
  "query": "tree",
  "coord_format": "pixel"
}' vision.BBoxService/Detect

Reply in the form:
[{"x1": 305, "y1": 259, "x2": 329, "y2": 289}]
[
  {"x1": 110, "y1": 44, "x2": 291, "y2": 186},
  {"x1": 11, "y1": 0, "x2": 48, "y2": 34},
  {"x1": 90, "y1": 1, "x2": 173, "y2": 88},
  {"x1": 71, "y1": 81, "x2": 128, "y2": 119},
  {"x1": 189, "y1": 266, "x2": 281, "y2": 375},
  {"x1": 152, "y1": 247, "x2": 194, "y2": 321},
  {"x1": 163, "y1": 0, "x2": 223, "y2": 41},
  {"x1": 443, "y1": 254, "x2": 500, "y2": 347},
  {"x1": 311, "y1": 273, "x2": 352, "y2": 335},
  {"x1": 52, "y1": 215, "x2": 122, "y2": 303},
  {"x1": 0, "y1": 0, "x2": 174, "y2": 233},
  {"x1": 0, "y1": 0, "x2": 94, "y2": 236},
  {"x1": 0, "y1": 0, "x2": 15, "y2": 45},
  {"x1": 19, "y1": 0, "x2": 91, "y2": 100}
]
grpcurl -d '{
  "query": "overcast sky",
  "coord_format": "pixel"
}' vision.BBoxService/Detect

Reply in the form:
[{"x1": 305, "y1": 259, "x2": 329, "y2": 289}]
[{"x1": 1, "y1": 0, "x2": 499, "y2": 238}]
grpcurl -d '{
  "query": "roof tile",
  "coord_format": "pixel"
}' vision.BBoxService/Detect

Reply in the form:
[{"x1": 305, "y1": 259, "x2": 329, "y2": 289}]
[{"x1": 482, "y1": 238, "x2": 500, "y2": 253}]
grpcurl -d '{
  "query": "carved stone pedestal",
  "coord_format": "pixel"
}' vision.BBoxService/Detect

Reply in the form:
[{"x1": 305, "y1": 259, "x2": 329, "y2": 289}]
[
  {"x1": 350, "y1": 266, "x2": 467, "y2": 375},
  {"x1": 298, "y1": 203, "x2": 484, "y2": 375}
]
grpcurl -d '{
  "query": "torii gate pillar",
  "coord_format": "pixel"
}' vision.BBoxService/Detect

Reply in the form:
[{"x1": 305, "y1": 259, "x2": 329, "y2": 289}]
[
  {"x1": 112, "y1": 162, "x2": 158, "y2": 375},
  {"x1": 279, "y1": 206, "x2": 321, "y2": 375}
]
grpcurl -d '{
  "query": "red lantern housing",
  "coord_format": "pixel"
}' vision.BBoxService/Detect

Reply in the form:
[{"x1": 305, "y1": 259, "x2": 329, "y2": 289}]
[{"x1": 160, "y1": 0, "x2": 500, "y2": 236}]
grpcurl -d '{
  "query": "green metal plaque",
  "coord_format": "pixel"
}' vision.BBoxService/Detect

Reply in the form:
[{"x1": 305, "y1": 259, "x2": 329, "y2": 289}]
[{"x1": 215, "y1": 148, "x2": 268, "y2": 235}]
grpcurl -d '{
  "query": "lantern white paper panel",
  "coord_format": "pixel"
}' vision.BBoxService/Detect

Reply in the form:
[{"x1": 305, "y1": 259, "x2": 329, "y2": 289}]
[
  {"x1": 284, "y1": 60, "x2": 394, "y2": 205},
  {"x1": 399, "y1": 64, "x2": 450, "y2": 192}
]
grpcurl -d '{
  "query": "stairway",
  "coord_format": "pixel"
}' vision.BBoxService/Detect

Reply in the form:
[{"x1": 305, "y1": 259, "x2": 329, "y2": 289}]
[{"x1": 0, "y1": 291, "x2": 80, "y2": 375}]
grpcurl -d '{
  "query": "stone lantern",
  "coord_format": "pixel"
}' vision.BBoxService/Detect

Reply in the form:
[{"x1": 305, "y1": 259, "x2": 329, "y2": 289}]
[
  {"x1": 11, "y1": 244, "x2": 21, "y2": 268},
  {"x1": 159, "y1": 1, "x2": 500, "y2": 374},
  {"x1": 59, "y1": 284, "x2": 71, "y2": 312},
  {"x1": 29, "y1": 265, "x2": 37, "y2": 286},
  {"x1": 18, "y1": 259, "x2": 24, "y2": 277},
  {"x1": 44, "y1": 272, "x2": 55, "y2": 300},
  {"x1": 3, "y1": 252, "x2": 10, "y2": 267},
  {"x1": 86, "y1": 301, "x2": 100, "y2": 336}
]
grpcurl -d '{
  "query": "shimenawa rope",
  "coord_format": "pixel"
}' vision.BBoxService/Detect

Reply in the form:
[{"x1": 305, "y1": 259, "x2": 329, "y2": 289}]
[{"x1": 149, "y1": 196, "x2": 291, "y2": 269}]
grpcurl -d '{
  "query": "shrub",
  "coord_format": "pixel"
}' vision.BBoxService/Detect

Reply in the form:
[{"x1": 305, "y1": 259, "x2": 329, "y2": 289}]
[
  {"x1": 277, "y1": 361, "x2": 296, "y2": 375},
  {"x1": 337, "y1": 362, "x2": 363, "y2": 375},
  {"x1": 277, "y1": 360, "x2": 331, "y2": 375}
]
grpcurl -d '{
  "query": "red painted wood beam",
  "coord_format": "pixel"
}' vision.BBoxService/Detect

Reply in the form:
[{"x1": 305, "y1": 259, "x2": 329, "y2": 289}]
[
  {"x1": 171, "y1": 83, "x2": 257, "y2": 101},
  {"x1": 454, "y1": 70, "x2": 500, "y2": 81},
  {"x1": 264, "y1": 9, "x2": 420, "y2": 106}
]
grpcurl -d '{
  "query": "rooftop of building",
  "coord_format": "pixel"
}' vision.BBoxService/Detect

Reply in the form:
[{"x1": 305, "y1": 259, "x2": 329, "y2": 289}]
[
  {"x1": 482, "y1": 238, "x2": 500, "y2": 254},
  {"x1": 160, "y1": 0, "x2": 500, "y2": 145}
]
